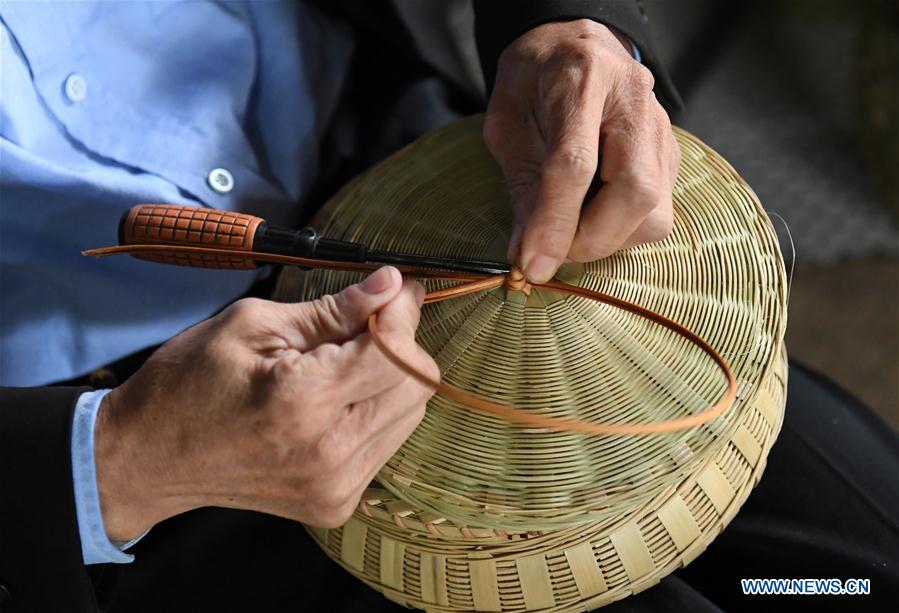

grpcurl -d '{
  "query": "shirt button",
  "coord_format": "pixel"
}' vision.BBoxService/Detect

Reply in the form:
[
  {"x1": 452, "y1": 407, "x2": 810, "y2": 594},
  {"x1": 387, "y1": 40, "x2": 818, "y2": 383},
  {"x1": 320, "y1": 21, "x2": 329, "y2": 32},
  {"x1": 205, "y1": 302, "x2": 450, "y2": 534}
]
[
  {"x1": 207, "y1": 168, "x2": 234, "y2": 194},
  {"x1": 64, "y1": 73, "x2": 87, "y2": 102}
]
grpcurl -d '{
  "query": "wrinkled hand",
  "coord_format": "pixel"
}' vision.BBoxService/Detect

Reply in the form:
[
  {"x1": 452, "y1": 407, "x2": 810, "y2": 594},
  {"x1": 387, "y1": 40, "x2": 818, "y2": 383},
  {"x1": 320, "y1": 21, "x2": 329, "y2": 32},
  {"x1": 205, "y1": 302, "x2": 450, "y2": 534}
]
[
  {"x1": 95, "y1": 267, "x2": 438, "y2": 540},
  {"x1": 484, "y1": 19, "x2": 681, "y2": 283}
]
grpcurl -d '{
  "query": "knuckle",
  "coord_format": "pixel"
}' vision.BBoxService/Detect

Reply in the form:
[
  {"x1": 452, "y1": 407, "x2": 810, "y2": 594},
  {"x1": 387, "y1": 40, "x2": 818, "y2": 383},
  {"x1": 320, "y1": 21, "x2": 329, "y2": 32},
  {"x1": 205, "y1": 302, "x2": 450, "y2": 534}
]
[
  {"x1": 628, "y1": 63, "x2": 655, "y2": 92},
  {"x1": 313, "y1": 432, "x2": 351, "y2": 474},
  {"x1": 560, "y1": 32, "x2": 603, "y2": 63},
  {"x1": 319, "y1": 487, "x2": 353, "y2": 523},
  {"x1": 572, "y1": 240, "x2": 615, "y2": 262},
  {"x1": 312, "y1": 513, "x2": 347, "y2": 529},
  {"x1": 644, "y1": 204, "x2": 675, "y2": 242},
  {"x1": 507, "y1": 165, "x2": 541, "y2": 199},
  {"x1": 623, "y1": 177, "x2": 664, "y2": 214},
  {"x1": 317, "y1": 484, "x2": 356, "y2": 524},
  {"x1": 644, "y1": 213, "x2": 674, "y2": 243},
  {"x1": 301, "y1": 344, "x2": 343, "y2": 387},
  {"x1": 223, "y1": 297, "x2": 265, "y2": 323},
  {"x1": 550, "y1": 144, "x2": 597, "y2": 176},
  {"x1": 655, "y1": 107, "x2": 673, "y2": 132},
  {"x1": 542, "y1": 44, "x2": 596, "y2": 89},
  {"x1": 315, "y1": 341, "x2": 342, "y2": 364},
  {"x1": 271, "y1": 349, "x2": 305, "y2": 395},
  {"x1": 572, "y1": 18, "x2": 605, "y2": 38},
  {"x1": 564, "y1": 44, "x2": 595, "y2": 68},
  {"x1": 654, "y1": 217, "x2": 674, "y2": 241},
  {"x1": 670, "y1": 135, "x2": 683, "y2": 170},
  {"x1": 408, "y1": 400, "x2": 429, "y2": 426},
  {"x1": 311, "y1": 294, "x2": 344, "y2": 333},
  {"x1": 496, "y1": 41, "x2": 530, "y2": 77},
  {"x1": 547, "y1": 58, "x2": 592, "y2": 93},
  {"x1": 330, "y1": 478, "x2": 354, "y2": 508},
  {"x1": 332, "y1": 503, "x2": 357, "y2": 527}
]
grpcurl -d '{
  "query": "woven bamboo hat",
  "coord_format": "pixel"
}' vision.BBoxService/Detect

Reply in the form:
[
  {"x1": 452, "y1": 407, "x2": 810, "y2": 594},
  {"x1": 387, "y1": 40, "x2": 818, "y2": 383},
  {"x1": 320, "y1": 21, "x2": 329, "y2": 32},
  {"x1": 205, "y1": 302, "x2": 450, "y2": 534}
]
[{"x1": 275, "y1": 115, "x2": 788, "y2": 611}]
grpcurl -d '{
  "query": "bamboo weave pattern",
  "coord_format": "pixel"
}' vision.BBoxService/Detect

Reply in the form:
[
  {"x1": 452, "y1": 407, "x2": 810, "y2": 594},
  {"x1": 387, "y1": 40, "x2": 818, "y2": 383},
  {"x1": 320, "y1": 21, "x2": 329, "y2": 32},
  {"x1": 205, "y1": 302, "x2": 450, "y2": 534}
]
[{"x1": 274, "y1": 115, "x2": 788, "y2": 610}]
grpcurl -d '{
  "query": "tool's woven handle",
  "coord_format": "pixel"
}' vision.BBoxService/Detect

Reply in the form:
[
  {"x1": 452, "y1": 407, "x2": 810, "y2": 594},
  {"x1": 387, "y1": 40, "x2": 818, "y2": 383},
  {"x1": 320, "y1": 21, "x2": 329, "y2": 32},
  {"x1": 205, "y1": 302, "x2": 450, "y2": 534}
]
[{"x1": 120, "y1": 204, "x2": 264, "y2": 269}]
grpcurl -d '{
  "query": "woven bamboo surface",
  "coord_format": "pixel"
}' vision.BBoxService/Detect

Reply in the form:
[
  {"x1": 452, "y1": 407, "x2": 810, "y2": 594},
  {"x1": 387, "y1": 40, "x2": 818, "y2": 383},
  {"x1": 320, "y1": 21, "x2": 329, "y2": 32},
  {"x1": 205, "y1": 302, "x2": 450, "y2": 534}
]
[
  {"x1": 274, "y1": 115, "x2": 788, "y2": 610},
  {"x1": 306, "y1": 348, "x2": 786, "y2": 612},
  {"x1": 277, "y1": 115, "x2": 786, "y2": 516}
]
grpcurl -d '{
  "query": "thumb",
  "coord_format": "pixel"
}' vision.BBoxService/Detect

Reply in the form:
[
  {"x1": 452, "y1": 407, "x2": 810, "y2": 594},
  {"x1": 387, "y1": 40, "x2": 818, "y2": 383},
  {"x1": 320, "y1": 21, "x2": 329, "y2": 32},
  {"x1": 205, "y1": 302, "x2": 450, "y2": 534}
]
[
  {"x1": 372, "y1": 278, "x2": 436, "y2": 379},
  {"x1": 374, "y1": 279, "x2": 426, "y2": 341},
  {"x1": 292, "y1": 266, "x2": 403, "y2": 348}
]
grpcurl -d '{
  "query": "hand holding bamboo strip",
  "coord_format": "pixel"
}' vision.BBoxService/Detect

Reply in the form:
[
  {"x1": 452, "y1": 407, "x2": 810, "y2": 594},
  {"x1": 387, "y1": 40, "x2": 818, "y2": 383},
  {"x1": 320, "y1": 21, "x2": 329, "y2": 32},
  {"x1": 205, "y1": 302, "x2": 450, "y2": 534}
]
[{"x1": 86, "y1": 240, "x2": 738, "y2": 436}]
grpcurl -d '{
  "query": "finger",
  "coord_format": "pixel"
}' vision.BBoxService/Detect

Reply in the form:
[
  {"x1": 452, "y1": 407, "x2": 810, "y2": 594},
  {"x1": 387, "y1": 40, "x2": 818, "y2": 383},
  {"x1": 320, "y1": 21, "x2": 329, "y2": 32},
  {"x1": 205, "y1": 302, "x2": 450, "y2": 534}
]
[
  {"x1": 299, "y1": 335, "x2": 404, "y2": 408},
  {"x1": 371, "y1": 279, "x2": 426, "y2": 342},
  {"x1": 620, "y1": 203, "x2": 674, "y2": 249},
  {"x1": 621, "y1": 130, "x2": 679, "y2": 250},
  {"x1": 322, "y1": 399, "x2": 428, "y2": 527},
  {"x1": 338, "y1": 365, "x2": 436, "y2": 457},
  {"x1": 346, "y1": 279, "x2": 436, "y2": 438},
  {"x1": 569, "y1": 88, "x2": 670, "y2": 261},
  {"x1": 300, "y1": 279, "x2": 428, "y2": 406},
  {"x1": 483, "y1": 105, "x2": 544, "y2": 262},
  {"x1": 353, "y1": 392, "x2": 430, "y2": 493},
  {"x1": 289, "y1": 266, "x2": 403, "y2": 350},
  {"x1": 519, "y1": 77, "x2": 604, "y2": 283}
]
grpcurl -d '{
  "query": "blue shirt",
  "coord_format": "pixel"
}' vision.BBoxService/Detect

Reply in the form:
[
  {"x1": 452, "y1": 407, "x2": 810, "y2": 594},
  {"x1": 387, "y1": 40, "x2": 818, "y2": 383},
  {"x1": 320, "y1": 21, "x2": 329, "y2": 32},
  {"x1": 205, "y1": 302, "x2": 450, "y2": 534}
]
[
  {"x1": 1, "y1": 0, "x2": 352, "y2": 385},
  {"x1": 1, "y1": 1, "x2": 352, "y2": 563}
]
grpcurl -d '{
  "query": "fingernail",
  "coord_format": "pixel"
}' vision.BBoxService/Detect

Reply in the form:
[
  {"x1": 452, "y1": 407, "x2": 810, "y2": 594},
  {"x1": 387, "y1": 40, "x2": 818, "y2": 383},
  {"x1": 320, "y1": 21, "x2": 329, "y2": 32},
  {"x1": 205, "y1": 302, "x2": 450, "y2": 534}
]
[
  {"x1": 360, "y1": 267, "x2": 395, "y2": 294},
  {"x1": 525, "y1": 255, "x2": 558, "y2": 283}
]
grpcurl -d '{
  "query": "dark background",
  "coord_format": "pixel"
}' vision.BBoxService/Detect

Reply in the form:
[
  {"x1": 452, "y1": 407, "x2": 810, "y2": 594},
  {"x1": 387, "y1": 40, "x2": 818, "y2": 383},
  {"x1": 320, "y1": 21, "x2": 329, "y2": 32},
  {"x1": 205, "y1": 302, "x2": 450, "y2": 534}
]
[{"x1": 644, "y1": 0, "x2": 898, "y2": 429}]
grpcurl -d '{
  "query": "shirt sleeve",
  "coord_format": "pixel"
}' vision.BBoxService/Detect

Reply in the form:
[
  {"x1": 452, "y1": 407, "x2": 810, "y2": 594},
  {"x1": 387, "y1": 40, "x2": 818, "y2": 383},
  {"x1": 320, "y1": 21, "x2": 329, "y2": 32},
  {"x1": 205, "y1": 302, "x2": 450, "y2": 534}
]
[{"x1": 71, "y1": 389, "x2": 147, "y2": 565}]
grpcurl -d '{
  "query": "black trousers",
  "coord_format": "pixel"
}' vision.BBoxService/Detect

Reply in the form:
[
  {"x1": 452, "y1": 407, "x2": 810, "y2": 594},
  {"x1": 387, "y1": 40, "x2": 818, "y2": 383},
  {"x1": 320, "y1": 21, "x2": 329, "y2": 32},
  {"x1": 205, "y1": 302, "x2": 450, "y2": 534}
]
[{"x1": 108, "y1": 363, "x2": 899, "y2": 612}]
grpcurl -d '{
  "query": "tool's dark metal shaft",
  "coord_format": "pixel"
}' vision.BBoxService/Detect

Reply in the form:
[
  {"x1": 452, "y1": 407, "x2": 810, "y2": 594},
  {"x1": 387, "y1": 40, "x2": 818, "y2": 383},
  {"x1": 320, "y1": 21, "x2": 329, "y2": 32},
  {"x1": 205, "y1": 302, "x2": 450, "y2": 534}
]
[{"x1": 367, "y1": 250, "x2": 510, "y2": 275}]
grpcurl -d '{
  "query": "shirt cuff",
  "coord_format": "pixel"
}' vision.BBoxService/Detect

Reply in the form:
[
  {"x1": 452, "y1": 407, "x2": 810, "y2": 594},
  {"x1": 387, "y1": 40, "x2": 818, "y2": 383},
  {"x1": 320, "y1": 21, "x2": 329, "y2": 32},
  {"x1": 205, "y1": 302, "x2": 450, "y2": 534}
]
[
  {"x1": 629, "y1": 39, "x2": 642, "y2": 63},
  {"x1": 71, "y1": 389, "x2": 146, "y2": 564}
]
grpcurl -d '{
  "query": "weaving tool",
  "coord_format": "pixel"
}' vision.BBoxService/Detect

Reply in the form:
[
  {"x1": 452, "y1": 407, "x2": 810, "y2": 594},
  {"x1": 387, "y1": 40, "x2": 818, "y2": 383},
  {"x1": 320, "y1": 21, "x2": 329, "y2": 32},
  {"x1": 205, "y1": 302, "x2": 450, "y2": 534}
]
[
  {"x1": 85, "y1": 115, "x2": 787, "y2": 611},
  {"x1": 85, "y1": 205, "x2": 737, "y2": 436},
  {"x1": 100, "y1": 203, "x2": 512, "y2": 275}
]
